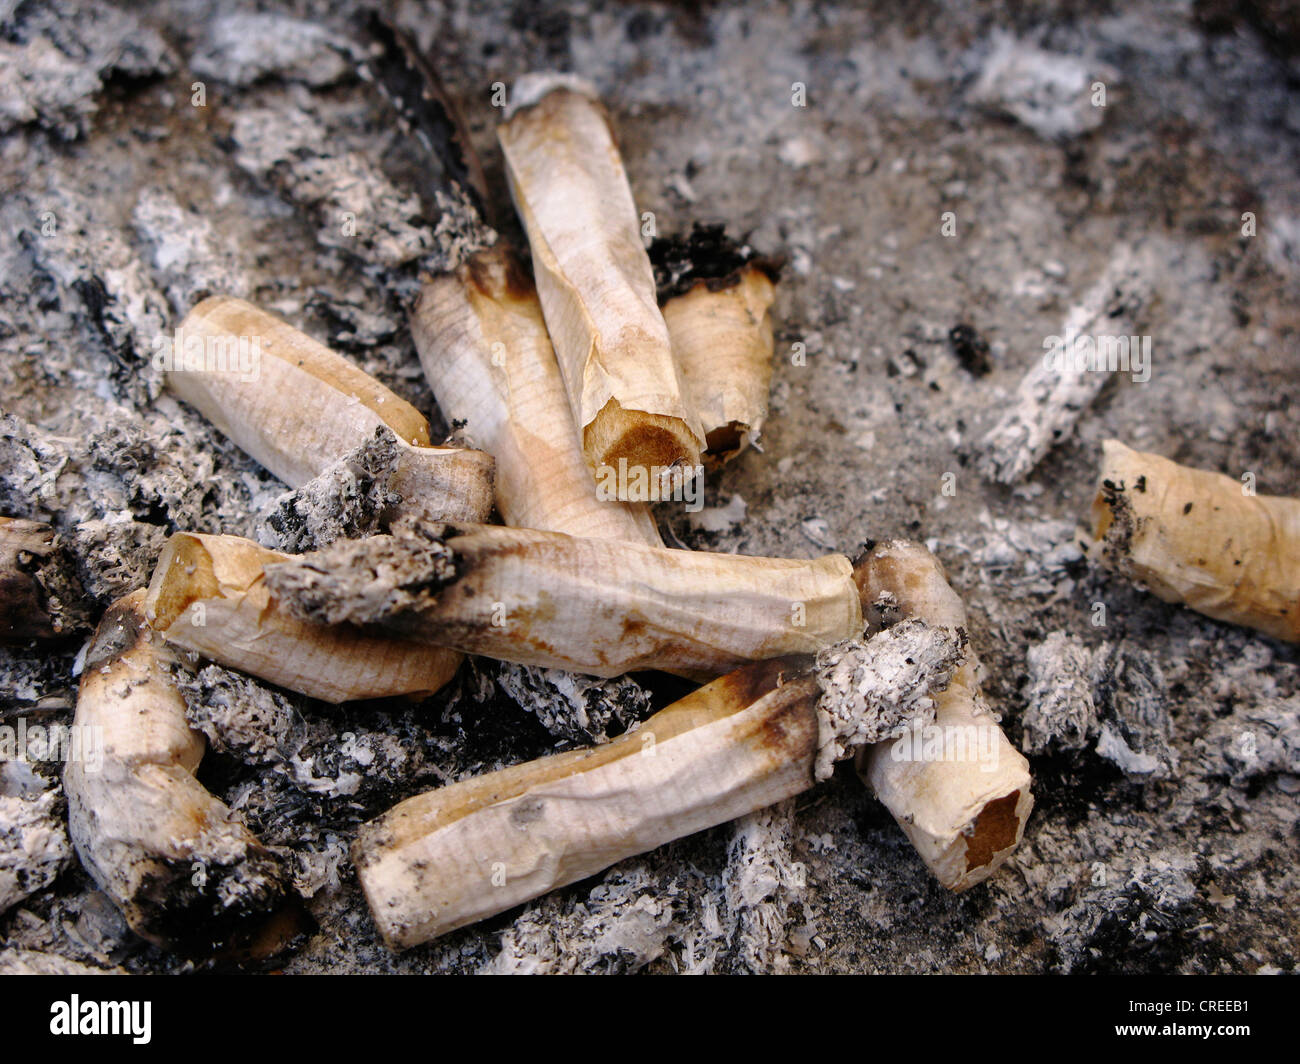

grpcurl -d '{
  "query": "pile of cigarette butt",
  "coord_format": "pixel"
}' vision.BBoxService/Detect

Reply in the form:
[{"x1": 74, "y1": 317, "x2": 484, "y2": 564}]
[{"x1": 2, "y1": 3, "x2": 1299, "y2": 975}]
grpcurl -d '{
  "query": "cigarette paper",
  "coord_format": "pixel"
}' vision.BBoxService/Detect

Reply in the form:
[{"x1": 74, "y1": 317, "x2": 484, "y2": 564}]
[
  {"x1": 353, "y1": 618, "x2": 959, "y2": 950},
  {"x1": 64, "y1": 591, "x2": 295, "y2": 953},
  {"x1": 1089, "y1": 439, "x2": 1300, "y2": 642},
  {"x1": 413, "y1": 246, "x2": 662, "y2": 545}
]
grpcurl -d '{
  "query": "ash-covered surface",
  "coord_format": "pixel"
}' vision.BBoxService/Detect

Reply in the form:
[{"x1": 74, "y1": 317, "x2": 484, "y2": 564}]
[{"x1": 1, "y1": 0, "x2": 1298, "y2": 974}]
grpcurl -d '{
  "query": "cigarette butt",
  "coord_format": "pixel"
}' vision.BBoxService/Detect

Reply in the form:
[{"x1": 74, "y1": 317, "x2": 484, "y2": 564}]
[
  {"x1": 854, "y1": 540, "x2": 1033, "y2": 891},
  {"x1": 1089, "y1": 439, "x2": 1300, "y2": 642},
  {"x1": 356, "y1": 657, "x2": 819, "y2": 948},
  {"x1": 354, "y1": 618, "x2": 961, "y2": 949},
  {"x1": 649, "y1": 225, "x2": 785, "y2": 465},
  {"x1": 143, "y1": 532, "x2": 460, "y2": 703},
  {"x1": 263, "y1": 522, "x2": 864, "y2": 677},
  {"x1": 64, "y1": 591, "x2": 300, "y2": 955},
  {"x1": 0, "y1": 517, "x2": 86, "y2": 641},
  {"x1": 498, "y1": 78, "x2": 704, "y2": 496},
  {"x1": 662, "y1": 266, "x2": 777, "y2": 464},
  {"x1": 166, "y1": 296, "x2": 494, "y2": 523},
  {"x1": 413, "y1": 246, "x2": 662, "y2": 546}
]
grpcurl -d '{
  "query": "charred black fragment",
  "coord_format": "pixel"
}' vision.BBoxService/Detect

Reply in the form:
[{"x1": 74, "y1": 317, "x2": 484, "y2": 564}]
[{"x1": 648, "y1": 222, "x2": 785, "y2": 303}]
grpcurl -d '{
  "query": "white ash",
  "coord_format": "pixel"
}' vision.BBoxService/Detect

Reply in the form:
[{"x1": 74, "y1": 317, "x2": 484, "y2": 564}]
[
  {"x1": 64, "y1": 518, "x2": 166, "y2": 609},
  {"x1": 190, "y1": 13, "x2": 352, "y2": 89},
  {"x1": 177, "y1": 661, "x2": 511, "y2": 813},
  {"x1": 1198, "y1": 700, "x2": 1300, "y2": 789},
  {"x1": 311, "y1": 294, "x2": 401, "y2": 350},
  {"x1": 178, "y1": 663, "x2": 394, "y2": 800},
  {"x1": 483, "y1": 805, "x2": 816, "y2": 975},
  {"x1": 687, "y1": 493, "x2": 747, "y2": 533},
  {"x1": 968, "y1": 513, "x2": 1084, "y2": 590},
  {"x1": 1022, "y1": 631, "x2": 1100, "y2": 753},
  {"x1": 976, "y1": 243, "x2": 1154, "y2": 484},
  {"x1": 1263, "y1": 213, "x2": 1300, "y2": 276},
  {"x1": 0, "y1": 786, "x2": 72, "y2": 915},
  {"x1": 482, "y1": 863, "x2": 709, "y2": 975},
  {"x1": 721, "y1": 801, "x2": 807, "y2": 973},
  {"x1": 0, "y1": 409, "x2": 242, "y2": 541},
  {"x1": 228, "y1": 105, "x2": 494, "y2": 277},
  {"x1": 131, "y1": 187, "x2": 251, "y2": 312},
  {"x1": 1091, "y1": 644, "x2": 1179, "y2": 780},
  {"x1": 1042, "y1": 854, "x2": 1197, "y2": 973},
  {"x1": 968, "y1": 32, "x2": 1116, "y2": 142},
  {"x1": 179, "y1": 664, "x2": 300, "y2": 766},
  {"x1": 503, "y1": 72, "x2": 601, "y2": 120},
  {"x1": 0, "y1": 647, "x2": 74, "y2": 711},
  {"x1": 255, "y1": 428, "x2": 405, "y2": 553},
  {"x1": 229, "y1": 105, "x2": 433, "y2": 269},
  {"x1": 813, "y1": 618, "x2": 962, "y2": 781},
  {"x1": 9, "y1": 174, "x2": 171, "y2": 403},
  {"x1": 0, "y1": 0, "x2": 174, "y2": 139},
  {"x1": 289, "y1": 834, "x2": 350, "y2": 900},
  {"x1": 1020, "y1": 632, "x2": 1178, "y2": 778},
  {"x1": 0, "y1": 35, "x2": 99, "y2": 138},
  {"x1": 259, "y1": 523, "x2": 458, "y2": 629},
  {"x1": 493, "y1": 663, "x2": 652, "y2": 744}
]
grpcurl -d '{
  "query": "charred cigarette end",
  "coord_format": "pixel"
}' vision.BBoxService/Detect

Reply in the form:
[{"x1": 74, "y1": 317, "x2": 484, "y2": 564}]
[
  {"x1": 413, "y1": 247, "x2": 661, "y2": 544},
  {"x1": 0, "y1": 517, "x2": 88, "y2": 641},
  {"x1": 353, "y1": 655, "x2": 819, "y2": 950},
  {"x1": 852, "y1": 540, "x2": 1033, "y2": 891},
  {"x1": 976, "y1": 245, "x2": 1152, "y2": 484},
  {"x1": 144, "y1": 532, "x2": 460, "y2": 703},
  {"x1": 649, "y1": 222, "x2": 785, "y2": 304},
  {"x1": 813, "y1": 619, "x2": 964, "y2": 780},
  {"x1": 1088, "y1": 439, "x2": 1300, "y2": 642},
  {"x1": 498, "y1": 80, "x2": 705, "y2": 495},
  {"x1": 65, "y1": 591, "x2": 305, "y2": 960},
  {"x1": 661, "y1": 269, "x2": 777, "y2": 465},
  {"x1": 262, "y1": 522, "x2": 863, "y2": 677}
]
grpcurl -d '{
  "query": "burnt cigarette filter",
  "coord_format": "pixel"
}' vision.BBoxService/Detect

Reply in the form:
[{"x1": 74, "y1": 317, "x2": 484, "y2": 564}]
[
  {"x1": 650, "y1": 224, "x2": 784, "y2": 464},
  {"x1": 854, "y1": 540, "x2": 1033, "y2": 891},
  {"x1": 355, "y1": 620, "x2": 960, "y2": 950},
  {"x1": 64, "y1": 591, "x2": 299, "y2": 955}
]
